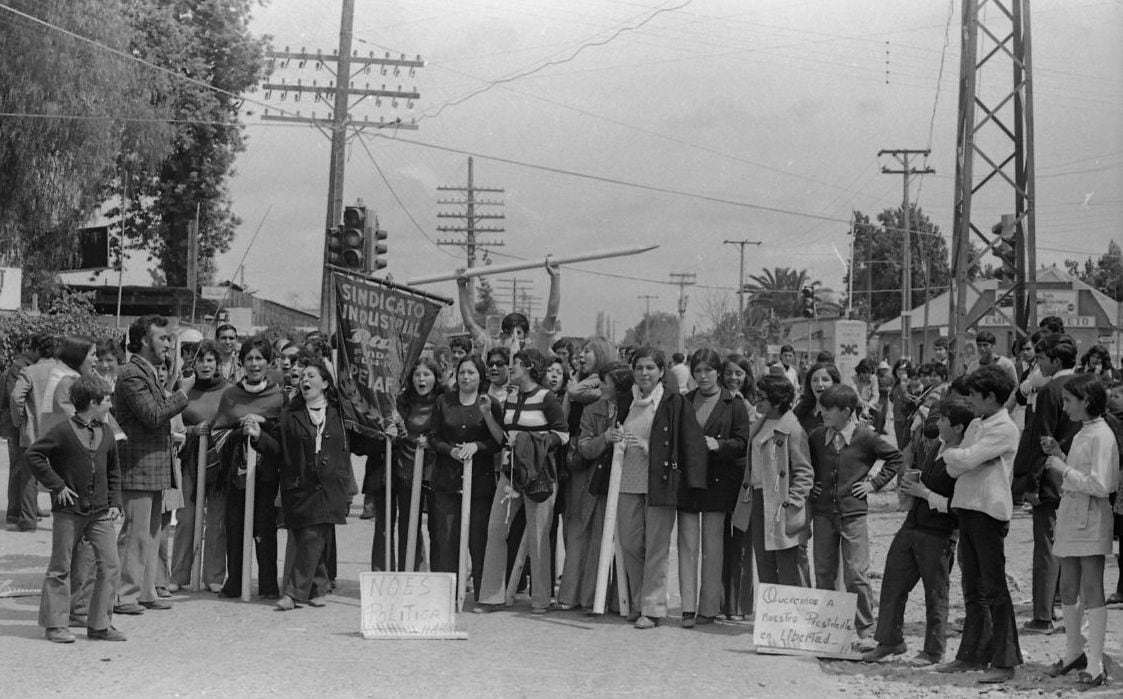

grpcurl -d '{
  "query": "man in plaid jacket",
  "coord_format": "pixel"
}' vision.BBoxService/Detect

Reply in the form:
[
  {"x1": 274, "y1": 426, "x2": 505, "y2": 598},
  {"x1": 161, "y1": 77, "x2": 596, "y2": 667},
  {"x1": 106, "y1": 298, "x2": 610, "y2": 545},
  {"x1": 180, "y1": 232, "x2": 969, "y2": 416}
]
[{"x1": 113, "y1": 315, "x2": 193, "y2": 615}]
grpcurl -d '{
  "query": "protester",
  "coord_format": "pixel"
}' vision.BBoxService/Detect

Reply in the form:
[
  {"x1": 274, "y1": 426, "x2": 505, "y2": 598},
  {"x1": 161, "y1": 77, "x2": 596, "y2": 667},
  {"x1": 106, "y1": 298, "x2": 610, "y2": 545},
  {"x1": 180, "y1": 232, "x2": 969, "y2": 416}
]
[
  {"x1": 215, "y1": 323, "x2": 241, "y2": 382},
  {"x1": 720, "y1": 352, "x2": 757, "y2": 620},
  {"x1": 1040, "y1": 373, "x2": 1118, "y2": 688},
  {"x1": 666, "y1": 352, "x2": 691, "y2": 395},
  {"x1": 793, "y1": 361, "x2": 842, "y2": 436},
  {"x1": 778, "y1": 344, "x2": 800, "y2": 390},
  {"x1": 6, "y1": 334, "x2": 57, "y2": 531},
  {"x1": 25, "y1": 376, "x2": 124, "y2": 643},
  {"x1": 889, "y1": 359, "x2": 915, "y2": 449},
  {"x1": 967, "y1": 331, "x2": 1018, "y2": 384},
  {"x1": 808, "y1": 384, "x2": 903, "y2": 649},
  {"x1": 428, "y1": 355, "x2": 504, "y2": 599},
  {"x1": 457, "y1": 265, "x2": 561, "y2": 355},
  {"x1": 94, "y1": 338, "x2": 125, "y2": 391},
  {"x1": 1077, "y1": 343, "x2": 1119, "y2": 382},
  {"x1": 852, "y1": 358, "x2": 878, "y2": 424},
  {"x1": 936, "y1": 365, "x2": 1022, "y2": 684}
]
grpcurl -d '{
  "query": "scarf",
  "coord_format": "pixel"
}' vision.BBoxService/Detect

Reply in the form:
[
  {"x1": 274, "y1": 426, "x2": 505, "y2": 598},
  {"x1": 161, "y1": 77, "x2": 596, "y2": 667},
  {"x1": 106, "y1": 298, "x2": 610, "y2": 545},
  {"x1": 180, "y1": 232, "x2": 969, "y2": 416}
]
[{"x1": 631, "y1": 381, "x2": 664, "y2": 409}]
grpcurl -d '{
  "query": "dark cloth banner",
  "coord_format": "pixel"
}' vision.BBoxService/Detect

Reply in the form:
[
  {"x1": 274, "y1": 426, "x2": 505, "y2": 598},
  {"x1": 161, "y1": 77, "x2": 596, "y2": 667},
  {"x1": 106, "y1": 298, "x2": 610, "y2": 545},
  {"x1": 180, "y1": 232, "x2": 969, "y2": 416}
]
[{"x1": 333, "y1": 272, "x2": 443, "y2": 437}]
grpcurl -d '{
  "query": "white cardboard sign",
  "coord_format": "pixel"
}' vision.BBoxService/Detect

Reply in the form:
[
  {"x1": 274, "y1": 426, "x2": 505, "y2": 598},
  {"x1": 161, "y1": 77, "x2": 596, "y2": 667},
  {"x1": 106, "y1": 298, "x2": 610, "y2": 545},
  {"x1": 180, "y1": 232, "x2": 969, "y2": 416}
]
[
  {"x1": 359, "y1": 572, "x2": 467, "y2": 640},
  {"x1": 753, "y1": 583, "x2": 860, "y2": 659}
]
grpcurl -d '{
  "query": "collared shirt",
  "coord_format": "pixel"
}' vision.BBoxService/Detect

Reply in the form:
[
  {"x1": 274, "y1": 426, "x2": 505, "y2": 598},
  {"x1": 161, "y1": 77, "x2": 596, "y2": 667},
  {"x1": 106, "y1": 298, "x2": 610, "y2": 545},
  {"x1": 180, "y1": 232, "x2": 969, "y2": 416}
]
[
  {"x1": 69, "y1": 416, "x2": 104, "y2": 452},
  {"x1": 944, "y1": 408, "x2": 1019, "y2": 521},
  {"x1": 824, "y1": 419, "x2": 857, "y2": 448}
]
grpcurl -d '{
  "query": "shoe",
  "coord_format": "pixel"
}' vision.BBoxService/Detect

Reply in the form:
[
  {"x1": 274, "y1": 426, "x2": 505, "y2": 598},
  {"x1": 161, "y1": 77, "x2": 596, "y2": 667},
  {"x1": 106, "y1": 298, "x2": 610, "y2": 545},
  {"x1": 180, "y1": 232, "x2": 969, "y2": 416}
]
[
  {"x1": 112, "y1": 604, "x2": 145, "y2": 615},
  {"x1": 216, "y1": 589, "x2": 240, "y2": 598},
  {"x1": 472, "y1": 604, "x2": 498, "y2": 614},
  {"x1": 260, "y1": 591, "x2": 280, "y2": 601},
  {"x1": 308, "y1": 597, "x2": 327, "y2": 608},
  {"x1": 208, "y1": 583, "x2": 224, "y2": 593},
  {"x1": 274, "y1": 595, "x2": 296, "y2": 611},
  {"x1": 626, "y1": 611, "x2": 641, "y2": 623},
  {"x1": 555, "y1": 603, "x2": 577, "y2": 611},
  {"x1": 1022, "y1": 618, "x2": 1054, "y2": 633},
  {"x1": 46, "y1": 627, "x2": 75, "y2": 644},
  {"x1": 166, "y1": 584, "x2": 180, "y2": 593},
  {"x1": 727, "y1": 614, "x2": 745, "y2": 622},
  {"x1": 68, "y1": 614, "x2": 88, "y2": 628},
  {"x1": 139, "y1": 599, "x2": 171, "y2": 610},
  {"x1": 852, "y1": 637, "x2": 877, "y2": 654},
  {"x1": 681, "y1": 612, "x2": 696, "y2": 629},
  {"x1": 1106, "y1": 592, "x2": 1123, "y2": 605},
  {"x1": 1046, "y1": 653, "x2": 1087, "y2": 677},
  {"x1": 88, "y1": 626, "x2": 127, "y2": 642},
  {"x1": 5, "y1": 523, "x2": 36, "y2": 532},
  {"x1": 908, "y1": 652, "x2": 940, "y2": 667},
  {"x1": 977, "y1": 667, "x2": 1014, "y2": 684},
  {"x1": 359, "y1": 509, "x2": 375, "y2": 520},
  {"x1": 633, "y1": 615, "x2": 656, "y2": 629},
  {"x1": 155, "y1": 586, "x2": 172, "y2": 599},
  {"x1": 933, "y1": 659, "x2": 984, "y2": 673},
  {"x1": 695, "y1": 615, "x2": 715, "y2": 626},
  {"x1": 1076, "y1": 670, "x2": 1107, "y2": 687},
  {"x1": 530, "y1": 606, "x2": 548, "y2": 615},
  {"x1": 862, "y1": 643, "x2": 907, "y2": 662}
]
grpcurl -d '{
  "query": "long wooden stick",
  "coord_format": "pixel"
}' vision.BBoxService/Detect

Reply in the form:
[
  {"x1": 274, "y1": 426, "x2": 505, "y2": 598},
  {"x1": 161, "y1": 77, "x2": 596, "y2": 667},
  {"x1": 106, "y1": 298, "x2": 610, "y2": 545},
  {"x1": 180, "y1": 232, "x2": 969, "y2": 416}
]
[
  {"x1": 593, "y1": 444, "x2": 625, "y2": 614},
  {"x1": 405, "y1": 446, "x2": 424, "y2": 571},
  {"x1": 190, "y1": 433, "x2": 208, "y2": 592},
  {"x1": 240, "y1": 438, "x2": 256, "y2": 602},
  {"x1": 384, "y1": 435, "x2": 393, "y2": 570},
  {"x1": 504, "y1": 528, "x2": 529, "y2": 606},
  {"x1": 456, "y1": 455, "x2": 473, "y2": 612},
  {"x1": 406, "y1": 245, "x2": 659, "y2": 285}
]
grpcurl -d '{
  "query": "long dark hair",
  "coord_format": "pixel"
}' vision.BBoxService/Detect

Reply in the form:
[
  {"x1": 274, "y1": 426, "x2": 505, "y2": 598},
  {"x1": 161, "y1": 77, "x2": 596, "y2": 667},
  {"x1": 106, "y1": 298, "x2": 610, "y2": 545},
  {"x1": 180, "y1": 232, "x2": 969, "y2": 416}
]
[
  {"x1": 55, "y1": 335, "x2": 95, "y2": 373},
  {"x1": 399, "y1": 357, "x2": 446, "y2": 414},
  {"x1": 793, "y1": 361, "x2": 842, "y2": 421}
]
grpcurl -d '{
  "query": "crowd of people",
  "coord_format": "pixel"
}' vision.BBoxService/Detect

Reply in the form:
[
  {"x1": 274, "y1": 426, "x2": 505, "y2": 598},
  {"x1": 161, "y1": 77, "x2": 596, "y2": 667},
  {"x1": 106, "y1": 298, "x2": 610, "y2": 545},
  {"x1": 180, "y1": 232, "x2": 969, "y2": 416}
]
[{"x1": 2, "y1": 306, "x2": 1121, "y2": 689}]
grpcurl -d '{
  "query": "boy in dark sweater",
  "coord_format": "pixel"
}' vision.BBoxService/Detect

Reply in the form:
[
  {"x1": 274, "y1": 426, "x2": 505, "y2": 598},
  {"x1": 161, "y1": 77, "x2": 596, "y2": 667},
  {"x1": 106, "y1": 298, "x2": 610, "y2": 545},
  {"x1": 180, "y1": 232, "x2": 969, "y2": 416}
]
[
  {"x1": 809, "y1": 384, "x2": 903, "y2": 649},
  {"x1": 863, "y1": 396, "x2": 973, "y2": 665},
  {"x1": 25, "y1": 376, "x2": 125, "y2": 643}
]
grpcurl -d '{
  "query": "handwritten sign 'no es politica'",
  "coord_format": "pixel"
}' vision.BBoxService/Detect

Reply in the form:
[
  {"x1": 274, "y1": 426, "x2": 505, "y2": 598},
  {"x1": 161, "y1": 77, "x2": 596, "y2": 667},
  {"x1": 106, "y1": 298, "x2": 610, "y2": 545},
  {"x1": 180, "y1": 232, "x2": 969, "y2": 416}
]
[
  {"x1": 753, "y1": 583, "x2": 860, "y2": 659},
  {"x1": 360, "y1": 572, "x2": 467, "y2": 640}
]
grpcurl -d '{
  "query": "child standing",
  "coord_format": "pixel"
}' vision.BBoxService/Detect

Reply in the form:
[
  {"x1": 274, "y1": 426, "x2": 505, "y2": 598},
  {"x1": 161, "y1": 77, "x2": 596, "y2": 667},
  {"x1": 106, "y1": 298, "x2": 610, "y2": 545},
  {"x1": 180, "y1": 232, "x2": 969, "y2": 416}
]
[
  {"x1": 24, "y1": 376, "x2": 125, "y2": 643},
  {"x1": 1041, "y1": 374, "x2": 1119, "y2": 688},
  {"x1": 808, "y1": 384, "x2": 903, "y2": 648},
  {"x1": 936, "y1": 365, "x2": 1022, "y2": 683}
]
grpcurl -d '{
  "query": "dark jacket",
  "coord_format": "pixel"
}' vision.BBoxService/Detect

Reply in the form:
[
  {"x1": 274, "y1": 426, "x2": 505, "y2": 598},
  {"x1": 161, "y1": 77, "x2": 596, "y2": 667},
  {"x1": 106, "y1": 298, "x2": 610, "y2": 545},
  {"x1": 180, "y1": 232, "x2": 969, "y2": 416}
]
[
  {"x1": 0, "y1": 353, "x2": 32, "y2": 439},
  {"x1": 580, "y1": 396, "x2": 617, "y2": 496},
  {"x1": 1012, "y1": 372, "x2": 1079, "y2": 505},
  {"x1": 25, "y1": 419, "x2": 121, "y2": 516},
  {"x1": 633, "y1": 390, "x2": 708, "y2": 508},
  {"x1": 428, "y1": 393, "x2": 502, "y2": 498},
  {"x1": 256, "y1": 399, "x2": 352, "y2": 529},
  {"x1": 114, "y1": 355, "x2": 188, "y2": 491},
  {"x1": 808, "y1": 423, "x2": 902, "y2": 517},
  {"x1": 903, "y1": 453, "x2": 958, "y2": 538},
  {"x1": 678, "y1": 388, "x2": 750, "y2": 513}
]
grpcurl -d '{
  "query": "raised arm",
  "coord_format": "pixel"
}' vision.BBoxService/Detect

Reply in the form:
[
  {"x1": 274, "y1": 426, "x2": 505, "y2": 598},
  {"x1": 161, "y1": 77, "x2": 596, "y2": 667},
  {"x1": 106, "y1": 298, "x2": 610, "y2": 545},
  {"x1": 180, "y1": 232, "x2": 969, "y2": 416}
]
[{"x1": 457, "y1": 274, "x2": 489, "y2": 350}]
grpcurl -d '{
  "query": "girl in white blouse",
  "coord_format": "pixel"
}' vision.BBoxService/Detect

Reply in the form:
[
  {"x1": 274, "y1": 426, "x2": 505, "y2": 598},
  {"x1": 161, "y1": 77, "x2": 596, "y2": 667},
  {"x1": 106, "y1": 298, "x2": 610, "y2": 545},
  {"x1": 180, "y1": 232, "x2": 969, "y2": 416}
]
[{"x1": 1041, "y1": 374, "x2": 1120, "y2": 688}]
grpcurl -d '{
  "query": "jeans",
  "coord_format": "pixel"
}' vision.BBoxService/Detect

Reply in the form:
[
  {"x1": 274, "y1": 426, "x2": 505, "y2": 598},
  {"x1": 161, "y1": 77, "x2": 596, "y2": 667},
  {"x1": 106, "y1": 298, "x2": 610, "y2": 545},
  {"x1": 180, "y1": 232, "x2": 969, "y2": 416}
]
[
  {"x1": 1030, "y1": 502, "x2": 1060, "y2": 622},
  {"x1": 116, "y1": 490, "x2": 164, "y2": 606},
  {"x1": 813, "y1": 512, "x2": 874, "y2": 633},
  {"x1": 677, "y1": 510, "x2": 725, "y2": 617},
  {"x1": 42, "y1": 511, "x2": 119, "y2": 630},
  {"x1": 873, "y1": 526, "x2": 955, "y2": 657},
  {"x1": 955, "y1": 509, "x2": 1023, "y2": 668}
]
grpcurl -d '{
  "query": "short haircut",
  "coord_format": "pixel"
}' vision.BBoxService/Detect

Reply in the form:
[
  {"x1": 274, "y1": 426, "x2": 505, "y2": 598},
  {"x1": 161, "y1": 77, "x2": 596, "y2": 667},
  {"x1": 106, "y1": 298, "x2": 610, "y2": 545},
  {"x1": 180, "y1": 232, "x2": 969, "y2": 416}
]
[
  {"x1": 501, "y1": 312, "x2": 530, "y2": 336},
  {"x1": 95, "y1": 337, "x2": 125, "y2": 362},
  {"x1": 1063, "y1": 373, "x2": 1107, "y2": 417},
  {"x1": 69, "y1": 375, "x2": 110, "y2": 413},
  {"x1": 55, "y1": 335, "x2": 95, "y2": 373},
  {"x1": 547, "y1": 356, "x2": 571, "y2": 388},
  {"x1": 513, "y1": 348, "x2": 546, "y2": 384},
  {"x1": 779, "y1": 344, "x2": 794, "y2": 355},
  {"x1": 238, "y1": 335, "x2": 274, "y2": 363},
  {"x1": 30, "y1": 333, "x2": 57, "y2": 358},
  {"x1": 975, "y1": 330, "x2": 996, "y2": 345},
  {"x1": 815, "y1": 350, "x2": 835, "y2": 363},
  {"x1": 449, "y1": 336, "x2": 472, "y2": 353},
  {"x1": 216, "y1": 323, "x2": 238, "y2": 339},
  {"x1": 855, "y1": 358, "x2": 874, "y2": 375},
  {"x1": 1039, "y1": 315, "x2": 1065, "y2": 335},
  {"x1": 1036, "y1": 334, "x2": 1077, "y2": 368},
  {"x1": 631, "y1": 346, "x2": 666, "y2": 372},
  {"x1": 936, "y1": 395, "x2": 976, "y2": 430},
  {"x1": 688, "y1": 348, "x2": 722, "y2": 373},
  {"x1": 485, "y1": 347, "x2": 509, "y2": 365},
  {"x1": 672, "y1": 352, "x2": 686, "y2": 364},
  {"x1": 918, "y1": 362, "x2": 948, "y2": 381},
  {"x1": 948, "y1": 375, "x2": 972, "y2": 397},
  {"x1": 933, "y1": 336, "x2": 949, "y2": 349},
  {"x1": 757, "y1": 374, "x2": 796, "y2": 413},
  {"x1": 551, "y1": 338, "x2": 574, "y2": 356},
  {"x1": 965, "y1": 364, "x2": 1015, "y2": 404},
  {"x1": 127, "y1": 315, "x2": 168, "y2": 354},
  {"x1": 819, "y1": 384, "x2": 859, "y2": 413},
  {"x1": 192, "y1": 340, "x2": 220, "y2": 364},
  {"x1": 598, "y1": 361, "x2": 634, "y2": 396}
]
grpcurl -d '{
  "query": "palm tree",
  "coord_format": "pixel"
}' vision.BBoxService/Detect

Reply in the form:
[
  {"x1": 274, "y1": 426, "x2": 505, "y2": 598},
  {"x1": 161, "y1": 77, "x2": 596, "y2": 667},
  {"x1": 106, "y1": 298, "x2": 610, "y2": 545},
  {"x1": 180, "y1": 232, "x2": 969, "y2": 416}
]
[{"x1": 743, "y1": 267, "x2": 818, "y2": 323}]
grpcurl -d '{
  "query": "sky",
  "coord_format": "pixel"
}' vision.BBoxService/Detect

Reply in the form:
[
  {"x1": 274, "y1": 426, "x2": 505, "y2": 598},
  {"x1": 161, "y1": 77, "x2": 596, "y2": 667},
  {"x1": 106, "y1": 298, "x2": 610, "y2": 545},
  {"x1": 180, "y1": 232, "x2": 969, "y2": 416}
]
[{"x1": 145, "y1": 0, "x2": 1122, "y2": 338}]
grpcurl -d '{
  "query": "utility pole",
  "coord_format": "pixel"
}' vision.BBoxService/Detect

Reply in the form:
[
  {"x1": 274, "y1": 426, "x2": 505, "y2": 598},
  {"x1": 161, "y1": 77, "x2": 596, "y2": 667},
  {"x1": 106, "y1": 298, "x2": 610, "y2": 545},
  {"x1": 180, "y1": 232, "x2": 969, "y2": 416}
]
[
  {"x1": 637, "y1": 294, "x2": 659, "y2": 344},
  {"x1": 495, "y1": 277, "x2": 533, "y2": 315},
  {"x1": 722, "y1": 239, "x2": 762, "y2": 329},
  {"x1": 261, "y1": 0, "x2": 425, "y2": 331},
  {"x1": 669, "y1": 273, "x2": 697, "y2": 354},
  {"x1": 878, "y1": 148, "x2": 933, "y2": 360}
]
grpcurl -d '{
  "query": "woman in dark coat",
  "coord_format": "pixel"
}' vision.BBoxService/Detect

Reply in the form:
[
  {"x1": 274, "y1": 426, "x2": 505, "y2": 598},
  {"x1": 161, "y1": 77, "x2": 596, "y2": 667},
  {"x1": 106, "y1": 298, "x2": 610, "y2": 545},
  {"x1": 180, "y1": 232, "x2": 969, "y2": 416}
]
[
  {"x1": 254, "y1": 360, "x2": 352, "y2": 611},
  {"x1": 677, "y1": 349, "x2": 751, "y2": 627}
]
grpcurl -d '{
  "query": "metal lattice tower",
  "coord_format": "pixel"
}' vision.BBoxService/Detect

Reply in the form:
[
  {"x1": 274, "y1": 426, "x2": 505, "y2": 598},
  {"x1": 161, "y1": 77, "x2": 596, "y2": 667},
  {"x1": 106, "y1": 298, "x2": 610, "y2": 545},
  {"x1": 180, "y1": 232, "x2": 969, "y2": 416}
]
[{"x1": 948, "y1": 0, "x2": 1036, "y2": 374}]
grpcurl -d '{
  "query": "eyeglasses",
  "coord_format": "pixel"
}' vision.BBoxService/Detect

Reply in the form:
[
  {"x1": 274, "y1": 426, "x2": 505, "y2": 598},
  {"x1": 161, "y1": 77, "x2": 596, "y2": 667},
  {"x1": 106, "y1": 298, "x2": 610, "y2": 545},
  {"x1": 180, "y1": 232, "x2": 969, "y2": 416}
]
[
  {"x1": 218, "y1": 335, "x2": 237, "y2": 341},
  {"x1": 486, "y1": 360, "x2": 507, "y2": 368}
]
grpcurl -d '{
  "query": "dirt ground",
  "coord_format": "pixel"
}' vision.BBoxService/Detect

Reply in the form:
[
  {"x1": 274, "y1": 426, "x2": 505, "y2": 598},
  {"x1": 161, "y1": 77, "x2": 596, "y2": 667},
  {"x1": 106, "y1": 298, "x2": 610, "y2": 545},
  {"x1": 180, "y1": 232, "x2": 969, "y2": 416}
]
[{"x1": 2, "y1": 442, "x2": 1121, "y2": 698}]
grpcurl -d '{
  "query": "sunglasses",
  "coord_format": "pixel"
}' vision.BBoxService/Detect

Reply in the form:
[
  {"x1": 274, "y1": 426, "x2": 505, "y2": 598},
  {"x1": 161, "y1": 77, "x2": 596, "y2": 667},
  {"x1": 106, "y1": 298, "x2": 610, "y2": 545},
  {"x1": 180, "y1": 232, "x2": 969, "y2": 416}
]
[{"x1": 486, "y1": 360, "x2": 507, "y2": 368}]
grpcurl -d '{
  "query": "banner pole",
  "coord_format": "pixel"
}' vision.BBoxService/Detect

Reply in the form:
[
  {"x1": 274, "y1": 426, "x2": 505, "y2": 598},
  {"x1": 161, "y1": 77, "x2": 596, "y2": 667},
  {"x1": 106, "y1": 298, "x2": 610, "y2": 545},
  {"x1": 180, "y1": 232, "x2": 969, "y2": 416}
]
[
  {"x1": 405, "y1": 447, "x2": 424, "y2": 571},
  {"x1": 593, "y1": 444, "x2": 624, "y2": 614},
  {"x1": 240, "y1": 438, "x2": 256, "y2": 602},
  {"x1": 384, "y1": 435, "x2": 393, "y2": 570},
  {"x1": 457, "y1": 455, "x2": 473, "y2": 612},
  {"x1": 190, "y1": 433, "x2": 208, "y2": 592}
]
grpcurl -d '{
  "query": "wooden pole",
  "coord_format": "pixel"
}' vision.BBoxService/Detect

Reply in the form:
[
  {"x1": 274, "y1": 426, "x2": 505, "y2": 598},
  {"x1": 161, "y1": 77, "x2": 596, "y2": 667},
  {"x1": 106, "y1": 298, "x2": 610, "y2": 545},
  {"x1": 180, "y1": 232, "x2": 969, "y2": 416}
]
[
  {"x1": 405, "y1": 447, "x2": 424, "y2": 571},
  {"x1": 504, "y1": 529, "x2": 529, "y2": 606},
  {"x1": 384, "y1": 435, "x2": 393, "y2": 570},
  {"x1": 190, "y1": 433, "x2": 208, "y2": 592},
  {"x1": 240, "y1": 439, "x2": 256, "y2": 602},
  {"x1": 456, "y1": 455, "x2": 473, "y2": 612},
  {"x1": 406, "y1": 246, "x2": 658, "y2": 285},
  {"x1": 593, "y1": 444, "x2": 625, "y2": 614}
]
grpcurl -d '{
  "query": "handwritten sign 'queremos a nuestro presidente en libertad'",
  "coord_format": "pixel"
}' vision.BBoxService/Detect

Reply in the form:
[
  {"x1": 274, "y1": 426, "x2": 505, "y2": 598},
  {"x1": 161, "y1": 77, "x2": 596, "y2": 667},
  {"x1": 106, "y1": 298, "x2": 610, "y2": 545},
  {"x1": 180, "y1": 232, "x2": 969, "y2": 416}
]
[
  {"x1": 359, "y1": 572, "x2": 467, "y2": 640},
  {"x1": 752, "y1": 583, "x2": 860, "y2": 659}
]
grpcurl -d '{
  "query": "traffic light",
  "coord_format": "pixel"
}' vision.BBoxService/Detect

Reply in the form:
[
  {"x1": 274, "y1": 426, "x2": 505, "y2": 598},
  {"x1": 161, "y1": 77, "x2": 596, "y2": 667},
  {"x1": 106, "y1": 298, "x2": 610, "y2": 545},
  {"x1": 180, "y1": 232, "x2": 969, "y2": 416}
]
[
  {"x1": 368, "y1": 218, "x2": 388, "y2": 271},
  {"x1": 800, "y1": 285, "x2": 816, "y2": 318},
  {"x1": 993, "y1": 215, "x2": 1017, "y2": 281},
  {"x1": 340, "y1": 205, "x2": 367, "y2": 269}
]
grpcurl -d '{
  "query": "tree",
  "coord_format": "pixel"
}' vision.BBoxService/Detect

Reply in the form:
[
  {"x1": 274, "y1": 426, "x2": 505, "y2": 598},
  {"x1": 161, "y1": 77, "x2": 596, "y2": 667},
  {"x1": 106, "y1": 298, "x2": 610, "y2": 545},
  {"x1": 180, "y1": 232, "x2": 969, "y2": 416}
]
[
  {"x1": 115, "y1": 0, "x2": 270, "y2": 287},
  {"x1": 623, "y1": 311, "x2": 678, "y2": 349},
  {"x1": 1064, "y1": 240, "x2": 1123, "y2": 300},
  {"x1": 695, "y1": 291, "x2": 742, "y2": 349},
  {"x1": 473, "y1": 278, "x2": 499, "y2": 324},
  {"x1": 0, "y1": 0, "x2": 174, "y2": 297},
  {"x1": 0, "y1": 290, "x2": 113, "y2": 367},
  {"x1": 845, "y1": 206, "x2": 952, "y2": 326}
]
